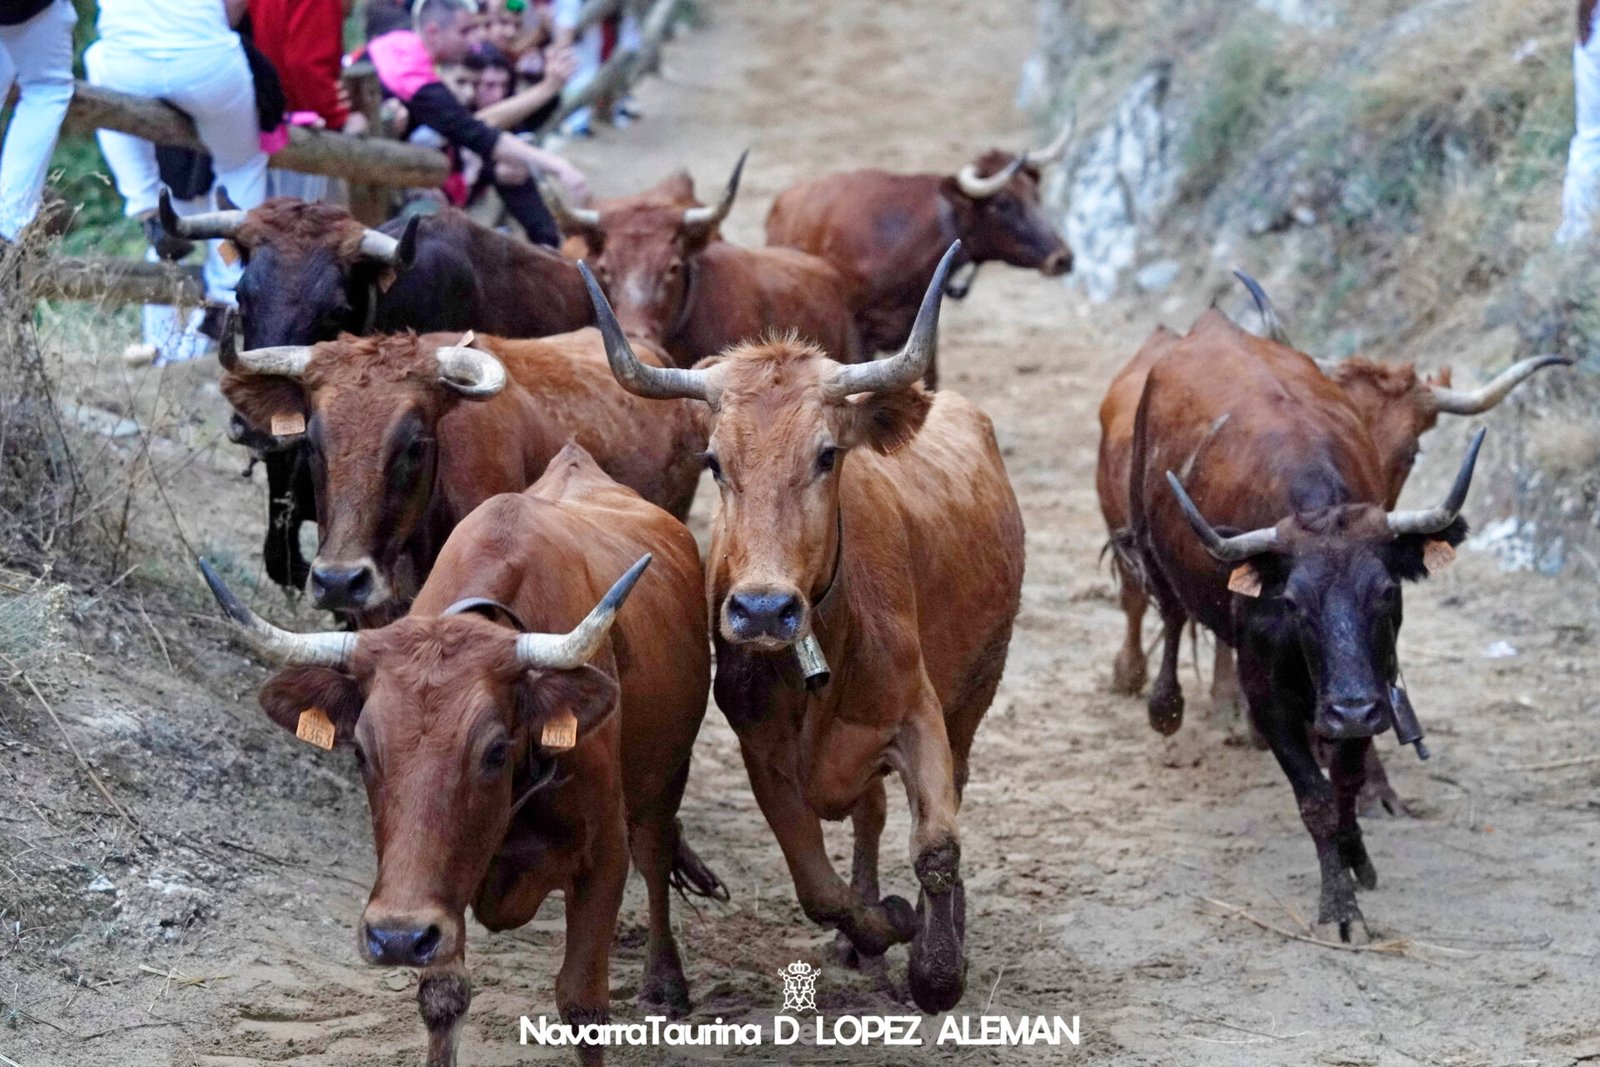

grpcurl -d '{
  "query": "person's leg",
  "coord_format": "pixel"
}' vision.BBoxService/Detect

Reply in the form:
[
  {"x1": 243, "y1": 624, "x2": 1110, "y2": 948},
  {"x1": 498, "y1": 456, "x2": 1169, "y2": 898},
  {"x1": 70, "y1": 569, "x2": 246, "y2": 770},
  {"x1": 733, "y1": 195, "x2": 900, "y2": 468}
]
[
  {"x1": 0, "y1": 0, "x2": 78, "y2": 241},
  {"x1": 84, "y1": 44, "x2": 165, "y2": 221},
  {"x1": 169, "y1": 43, "x2": 268, "y2": 214},
  {"x1": 1559, "y1": 12, "x2": 1600, "y2": 244},
  {"x1": 495, "y1": 170, "x2": 560, "y2": 246}
]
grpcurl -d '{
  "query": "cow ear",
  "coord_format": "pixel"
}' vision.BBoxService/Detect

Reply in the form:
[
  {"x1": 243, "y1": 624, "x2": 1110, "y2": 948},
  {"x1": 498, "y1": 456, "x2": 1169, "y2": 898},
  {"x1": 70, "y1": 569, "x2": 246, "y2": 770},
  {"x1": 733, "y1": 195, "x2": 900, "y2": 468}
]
[
  {"x1": 1388, "y1": 516, "x2": 1469, "y2": 582},
  {"x1": 517, "y1": 664, "x2": 620, "y2": 754},
  {"x1": 258, "y1": 666, "x2": 363, "y2": 749},
  {"x1": 1228, "y1": 562, "x2": 1264, "y2": 598},
  {"x1": 843, "y1": 385, "x2": 933, "y2": 455},
  {"x1": 221, "y1": 374, "x2": 309, "y2": 440},
  {"x1": 938, "y1": 175, "x2": 980, "y2": 219}
]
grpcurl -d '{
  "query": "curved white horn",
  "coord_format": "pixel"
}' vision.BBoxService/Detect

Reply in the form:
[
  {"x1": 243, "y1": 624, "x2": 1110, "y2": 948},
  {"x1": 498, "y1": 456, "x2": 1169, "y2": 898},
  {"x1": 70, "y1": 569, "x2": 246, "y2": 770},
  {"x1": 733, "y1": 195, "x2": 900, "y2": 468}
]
[
  {"x1": 682, "y1": 149, "x2": 748, "y2": 234},
  {"x1": 232, "y1": 343, "x2": 315, "y2": 379},
  {"x1": 199, "y1": 558, "x2": 355, "y2": 667},
  {"x1": 1387, "y1": 428, "x2": 1485, "y2": 536},
  {"x1": 159, "y1": 187, "x2": 246, "y2": 240},
  {"x1": 1233, "y1": 269, "x2": 1292, "y2": 347},
  {"x1": 955, "y1": 154, "x2": 1025, "y2": 199},
  {"x1": 829, "y1": 241, "x2": 959, "y2": 396},
  {"x1": 538, "y1": 173, "x2": 602, "y2": 231},
  {"x1": 516, "y1": 555, "x2": 651, "y2": 669},
  {"x1": 435, "y1": 338, "x2": 507, "y2": 399},
  {"x1": 1430, "y1": 355, "x2": 1574, "y2": 415},
  {"x1": 358, "y1": 227, "x2": 401, "y2": 264},
  {"x1": 1025, "y1": 108, "x2": 1078, "y2": 165},
  {"x1": 579, "y1": 261, "x2": 712, "y2": 401},
  {"x1": 1165, "y1": 472, "x2": 1281, "y2": 562}
]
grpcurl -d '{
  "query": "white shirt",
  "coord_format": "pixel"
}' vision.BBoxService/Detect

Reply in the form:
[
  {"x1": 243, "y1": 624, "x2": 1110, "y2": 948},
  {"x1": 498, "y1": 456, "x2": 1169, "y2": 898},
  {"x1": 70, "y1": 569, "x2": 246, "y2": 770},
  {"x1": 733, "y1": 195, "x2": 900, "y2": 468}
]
[{"x1": 95, "y1": 0, "x2": 237, "y2": 57}]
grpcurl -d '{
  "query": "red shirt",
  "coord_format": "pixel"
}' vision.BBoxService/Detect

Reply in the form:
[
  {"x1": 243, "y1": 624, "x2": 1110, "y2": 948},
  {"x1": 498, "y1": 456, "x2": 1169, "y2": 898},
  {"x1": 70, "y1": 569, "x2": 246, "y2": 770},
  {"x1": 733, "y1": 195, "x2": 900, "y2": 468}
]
[{"x1": 248, "y1": 0, "x2": 349, "y2": 129}]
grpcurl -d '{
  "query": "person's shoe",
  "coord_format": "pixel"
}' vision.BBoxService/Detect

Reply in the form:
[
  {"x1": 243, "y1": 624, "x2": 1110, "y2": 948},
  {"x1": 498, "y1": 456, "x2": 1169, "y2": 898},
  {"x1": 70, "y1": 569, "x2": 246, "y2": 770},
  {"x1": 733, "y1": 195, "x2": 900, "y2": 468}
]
[
  {"x1": 615, "y1": 94, "x2": 643, "y2": 120},
  {"x1": 142, "y1": 214, "x2": 194, "y2": 261}
]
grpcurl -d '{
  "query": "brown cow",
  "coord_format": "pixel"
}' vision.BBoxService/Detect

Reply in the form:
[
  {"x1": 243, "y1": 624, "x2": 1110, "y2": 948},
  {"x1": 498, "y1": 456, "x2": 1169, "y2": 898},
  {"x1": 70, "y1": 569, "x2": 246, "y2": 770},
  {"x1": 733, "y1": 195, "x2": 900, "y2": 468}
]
[
  {"x1": 218, "y1": 328, "x2": 704, "y2": 621},
  {"x1": 1099, "y1": 280, "x2": 1568, "y2": 716},
  {"x1": 201, "y1": 444, "x2": 716, "y2": 1065},
  {"x1": 541, "y1": 153, "x2": 863, "y2": 367},
  {"x1": 764, "y1": 121, "x2": 1074, "y2": 383},
  {"x1": 581, "y1": 242, "x2": 1025, "y2": 1012},
  {"x1": 1129, "y1": 324, "x2": 1484, "y2": 940}
]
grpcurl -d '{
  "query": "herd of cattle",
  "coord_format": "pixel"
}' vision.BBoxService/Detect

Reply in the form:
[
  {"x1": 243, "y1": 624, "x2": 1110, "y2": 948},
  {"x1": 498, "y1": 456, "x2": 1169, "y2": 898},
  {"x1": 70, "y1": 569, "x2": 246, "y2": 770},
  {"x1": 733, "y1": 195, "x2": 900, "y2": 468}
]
[{"x1": 170, "y1": 124, "x2": 1570, "y2": 1065}]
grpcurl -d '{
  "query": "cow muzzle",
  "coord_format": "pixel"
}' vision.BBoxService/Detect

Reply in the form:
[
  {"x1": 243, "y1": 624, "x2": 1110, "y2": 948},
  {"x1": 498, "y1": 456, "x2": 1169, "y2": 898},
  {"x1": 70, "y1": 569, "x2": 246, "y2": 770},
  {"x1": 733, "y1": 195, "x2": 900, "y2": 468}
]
[
  {"x1": 1313, "y1": 697, "x2": 1391, "y2": 741},
  {"x1": 359, "y1": 911, "x2": 456, "y2": 967},
  {"x1": 310, "y1": 557, "x2": 386, "y2": 611},
  {"x1": 722, "y1": 586, "x2": 805, "y2": 648},
  {"x1": 1040, "y1": 247, "x2": 1073, "y2": 277}
]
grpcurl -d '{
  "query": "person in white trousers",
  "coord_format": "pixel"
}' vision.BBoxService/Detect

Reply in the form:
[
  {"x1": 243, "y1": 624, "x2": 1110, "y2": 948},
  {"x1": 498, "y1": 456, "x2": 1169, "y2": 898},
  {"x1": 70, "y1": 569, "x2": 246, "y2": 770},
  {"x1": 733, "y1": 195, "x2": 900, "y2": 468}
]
[
  {"x1": 85, "y1": 0, "x2": 268, "y2": 363},
  {"x1": 1559, "y1": 0, "x2": 1600, "y2": 244},
  {"x1": 0, "y1": 0, "x2": 77, "y2": 244}
]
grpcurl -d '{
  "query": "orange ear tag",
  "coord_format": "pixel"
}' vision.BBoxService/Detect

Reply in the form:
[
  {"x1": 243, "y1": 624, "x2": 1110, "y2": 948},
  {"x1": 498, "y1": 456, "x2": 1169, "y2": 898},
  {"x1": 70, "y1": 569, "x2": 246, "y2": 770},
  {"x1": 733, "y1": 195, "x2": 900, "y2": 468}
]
[
  {"x1": 1228, "y1": 563, "x2": 1263, "y2": 598},
  {"x1": 271, "y1": 411, "x2": 306, "y2": 437},
  {"x1": 296, "y1": 707, "x2": 336, "y2": 750},
  {"x1": 540, "y1": 709, "x2": 579, "y2": 751},
  {"x1": 1423, "y1": 540, "x2": 1457, "y2": 575},
  {"x1": 218, "y1": 240, "x2": 241, "y2": 266}
]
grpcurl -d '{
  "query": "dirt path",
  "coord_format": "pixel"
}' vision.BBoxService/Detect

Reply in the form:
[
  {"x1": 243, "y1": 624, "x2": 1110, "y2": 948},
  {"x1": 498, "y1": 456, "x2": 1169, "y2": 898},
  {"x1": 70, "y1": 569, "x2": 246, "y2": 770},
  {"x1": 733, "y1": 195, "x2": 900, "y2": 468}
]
[{"x1": 6, "y1": 2, "x2": 1599, "y2": 1065}]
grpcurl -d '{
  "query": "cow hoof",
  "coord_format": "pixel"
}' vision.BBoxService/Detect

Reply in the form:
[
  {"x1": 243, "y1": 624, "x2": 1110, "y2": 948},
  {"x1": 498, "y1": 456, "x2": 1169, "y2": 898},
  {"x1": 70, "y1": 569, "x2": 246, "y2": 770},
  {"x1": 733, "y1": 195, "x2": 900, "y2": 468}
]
[
  {"x1": 1357, "y1": 780, "x2": 1410, "y2": 819},
  {"x1": 831, "y1": 931, "x2": 860, "y2": 969},
  {"x1": 882, "y1": 894, "x2": 919, "y2": 945},
  {"x1": 1111, "y1": 653, "x2": 1147, "y2": 695},
  {"x1": 639, "y1": 970, "x2": 691, "y2": 1018},
  {"x1": 907, "y1": 933, "x2": 967, "y2": 1014},
  {"x1": 1147, "y1": 687, "x2": 1184, "y2": 736}
]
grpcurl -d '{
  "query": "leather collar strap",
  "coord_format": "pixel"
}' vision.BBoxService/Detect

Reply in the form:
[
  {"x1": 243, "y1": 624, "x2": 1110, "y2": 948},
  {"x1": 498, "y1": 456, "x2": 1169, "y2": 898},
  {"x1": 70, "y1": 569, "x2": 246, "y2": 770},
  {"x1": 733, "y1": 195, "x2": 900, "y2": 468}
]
[
  {"x1": 668, "y1": 254, "x2": 700, "y2": 343},
  {"x1": 441, "y1": 597, "x2": 529, "y2": 631},
  {"x1": 810, "y1": 506, "x2": 845, "y2": 626}
]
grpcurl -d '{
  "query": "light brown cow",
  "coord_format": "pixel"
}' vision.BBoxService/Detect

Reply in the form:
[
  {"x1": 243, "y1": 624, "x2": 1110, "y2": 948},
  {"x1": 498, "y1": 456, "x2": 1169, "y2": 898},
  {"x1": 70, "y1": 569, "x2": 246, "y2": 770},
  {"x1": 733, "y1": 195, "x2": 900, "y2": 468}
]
[
  {"x1": 201, "y1": 444, "x2": 716, "y2": 1066},
  {"x1": 580, "y1": 242, "x2": 1025, "y2": 1013},
  {"x1": 542, "y1": 153, "x2": 863, "y2": 367},
  {"x1": 219, "y1": 328, "x2": 705, "y2": 621}
]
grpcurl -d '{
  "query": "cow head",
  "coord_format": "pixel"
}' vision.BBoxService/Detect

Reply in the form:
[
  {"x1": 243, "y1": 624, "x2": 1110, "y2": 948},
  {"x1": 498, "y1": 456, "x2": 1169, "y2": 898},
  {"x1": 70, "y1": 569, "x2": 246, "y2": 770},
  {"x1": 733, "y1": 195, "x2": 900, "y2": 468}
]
[
  {"x1": 941, "y1": 118, "x2": 1074, "y2": 276},
  {"x1": 542, "y1": 154, "x2": 745, "y2": 343},
  {"x1": 1166, "y1": 430, "x2": 1483, "y2": 741},
  {"x1": 159, "y1": 189, "x2": 420, "y2": 347},
  {"x1": 581, "y1": 242, "x2": 958, "y2": 649},
  {"x1": 218, "y1": 330, "x2": 507, "y2": 612},
  {"x1": 198, "y1": 555, "x2": 647, "y2": 968}
]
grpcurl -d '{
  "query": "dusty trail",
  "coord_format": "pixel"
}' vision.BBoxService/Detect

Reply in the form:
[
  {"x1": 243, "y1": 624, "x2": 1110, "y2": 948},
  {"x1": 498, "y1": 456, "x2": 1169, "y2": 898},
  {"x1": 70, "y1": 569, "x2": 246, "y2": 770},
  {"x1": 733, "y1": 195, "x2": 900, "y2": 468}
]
[{"x1": 8, "y1": 3, "x2": 1598, "y2": 1066}]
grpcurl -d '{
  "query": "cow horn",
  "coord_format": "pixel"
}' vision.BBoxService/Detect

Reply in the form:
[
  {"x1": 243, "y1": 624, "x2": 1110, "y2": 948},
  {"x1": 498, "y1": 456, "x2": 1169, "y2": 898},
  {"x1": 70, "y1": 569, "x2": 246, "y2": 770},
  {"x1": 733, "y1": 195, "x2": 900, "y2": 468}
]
[
  {"x1": 579, "y1": 261, "x2": 712, "y2": 400},
  {"x1": 357, "y1": 214, "x2": 421, "y2": 267},
  {"x1": 434, "y1": 338, "x2": 507, "y2": 398},
  {"x1": 682, "y1": 149, "x2": 748, "y2": 234},
  {"x1": 829, "y1": 241, "x2": 958, "y2": 396},
  {"x1": 1025, "y1": 108, "x2": 1078, "y2": 165},
  {"x1": 1166, "y1": 471, "x2": 1281, "y2": 562},
  {"x1": 215, "y1": 185, "x2": 240, "y2": 211},
  {"x1": 158, "y1": 187, "x2": 246, "y2": 241},
  {"x1": 231, "y1": 342, "x2": 315, "y2": 378},
  {"x1": 217, "y1": 307, "x2": 240, "y2": 371},
  {"x1": 955, "y1": 153, "x2": 1025, "y2": 199},
  {"x1": 1233, "y1": 269, "x2": 1292, "y2": 347},
  {"x1": 198, "y1": 558, "x2": 356, "y2": 667},
  {"x1": 516, "y1": 555, "x2": 651, "y2": 669},
  {"x1": 1387, "y1": 428, "x2": 1485, "y2": 536},
  {"x1": 1429, "y1": 355, "x2": 1573, "y2": 415},
  {"x1": 537, "y1": 173, "x2": 601, "y2": 231}
]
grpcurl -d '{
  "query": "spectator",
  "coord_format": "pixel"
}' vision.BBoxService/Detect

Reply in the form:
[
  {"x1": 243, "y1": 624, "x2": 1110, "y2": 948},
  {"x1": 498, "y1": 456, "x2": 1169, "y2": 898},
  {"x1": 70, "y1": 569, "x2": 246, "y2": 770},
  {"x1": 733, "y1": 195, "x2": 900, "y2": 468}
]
[
  {"x1": 481, "y1": 0, "x2": 522, "y2": 56},
  {"x1": 0, "y1": 0, "x2": 77, "y2": 246},
  {"x1": 367, "y1": 0, "x2": 586, "y2": 245},
  {"x1": 1558, "y1": 0, "x2": 1600, "y2": 244},
  {"x1": 247, "y1": 0, "x2": 368, "y2": 201},
  {"x1": 467, "y1": 41, "x2": 575, "y2": 133},
  {"x1": 86, "y1": 0, "x2": 269, "y2": 364},
  {"x1": 550, "y1": 0, "x2": 640, "y2": 137}
]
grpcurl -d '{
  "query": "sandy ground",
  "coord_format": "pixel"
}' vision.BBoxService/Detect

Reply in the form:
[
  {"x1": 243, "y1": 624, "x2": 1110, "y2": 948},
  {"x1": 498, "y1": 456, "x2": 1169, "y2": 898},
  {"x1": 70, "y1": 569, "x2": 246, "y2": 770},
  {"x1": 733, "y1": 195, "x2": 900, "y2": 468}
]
[{"x1": 4, "y1": 2, "x2": 1600, "y2": 1065}]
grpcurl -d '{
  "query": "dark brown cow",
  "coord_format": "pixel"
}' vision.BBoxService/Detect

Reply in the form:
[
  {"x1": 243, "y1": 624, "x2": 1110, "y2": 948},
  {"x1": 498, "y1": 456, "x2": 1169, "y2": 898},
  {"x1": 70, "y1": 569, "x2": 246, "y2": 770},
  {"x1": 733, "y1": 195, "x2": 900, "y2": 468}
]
[
  {"x1": 1129, "y1": 321, "x2": 1485, "y2": 940},
  {"x1": 164, "y1": 192, "x2": 592, "y2": 594},
  {"x1": 764, "y1": 122, "x2": 1074, "y2": 382},
  {"x1": 1099, "y1": 283, "x2": 1568, "y2": 718},
  {"x1": 201, "y1": 445, "x2": 715, "y2": 1065},
  {"x1": 218, "y1": 328, "x2": 704, "y2": 621},
  {"x1": 581, "y1": 243, "x2": 1025, "y2": 1012},
  {"x1": 541, "y1": 154, "x2": 863, "y2": 367}
]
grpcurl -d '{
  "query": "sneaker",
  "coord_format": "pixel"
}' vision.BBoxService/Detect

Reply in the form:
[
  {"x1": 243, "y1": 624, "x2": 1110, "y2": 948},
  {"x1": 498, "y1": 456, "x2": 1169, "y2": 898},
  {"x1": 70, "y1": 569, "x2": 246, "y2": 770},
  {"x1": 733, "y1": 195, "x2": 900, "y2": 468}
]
[
  {"x1": 615, "y1": 94, "x2": 643, "y2": 120},
  {"x1": 142, "y1": 215, "x2": 194, "y2": 261}
]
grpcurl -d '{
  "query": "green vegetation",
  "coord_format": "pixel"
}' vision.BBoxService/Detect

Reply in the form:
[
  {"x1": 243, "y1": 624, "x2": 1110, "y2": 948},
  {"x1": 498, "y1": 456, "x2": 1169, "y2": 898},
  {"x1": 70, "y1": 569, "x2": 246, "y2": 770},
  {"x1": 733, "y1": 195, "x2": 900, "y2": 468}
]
[{"x1": 1180, "y1": 26, "x2": 1291, "y2": 201}]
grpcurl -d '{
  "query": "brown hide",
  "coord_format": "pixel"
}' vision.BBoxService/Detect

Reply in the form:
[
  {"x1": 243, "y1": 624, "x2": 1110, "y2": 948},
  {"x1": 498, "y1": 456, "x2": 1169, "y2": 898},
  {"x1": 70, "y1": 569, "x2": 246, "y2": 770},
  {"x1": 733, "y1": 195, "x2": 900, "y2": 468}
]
[
  {"x1": 764, "y1": 152, "x2": 1071, "y2": 353},
  {"x1": 221, "y1": 330, "x2": 705, "y2": 618}
]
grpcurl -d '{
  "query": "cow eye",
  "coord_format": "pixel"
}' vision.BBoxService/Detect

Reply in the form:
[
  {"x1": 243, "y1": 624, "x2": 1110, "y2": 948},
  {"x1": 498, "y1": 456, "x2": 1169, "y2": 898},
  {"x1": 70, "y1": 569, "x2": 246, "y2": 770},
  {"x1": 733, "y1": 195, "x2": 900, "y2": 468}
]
[
  {"x1": 702, "y1": 451, "x2": 723, "y2": 481},
  {"x1": 817, "y1": 445, "x2": 838, "y2": 473},
  {"x1": 483, "y1": 738, "x2": 510, "y2": 772}
]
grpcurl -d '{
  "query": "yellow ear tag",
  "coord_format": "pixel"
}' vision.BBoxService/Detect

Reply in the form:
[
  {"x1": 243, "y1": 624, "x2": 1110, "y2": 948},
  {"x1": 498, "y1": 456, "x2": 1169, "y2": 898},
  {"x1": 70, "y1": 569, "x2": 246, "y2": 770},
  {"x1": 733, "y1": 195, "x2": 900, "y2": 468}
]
[
  {"x1": 218, "y1": 240, "x2": 241, "y2": 266},
  {"x1": 1228, "y1": 563, "x2": 1263, "y2": 598},
  {"x1": 270, "y1": 411, "x2": 306, "y2": 437},
  {"x1": 540, "y1": 709, "x2": 578, "y2": 751},
  {"x1": 1423, "y1": 539, "x2": 1457, "y2": 575},
  {"x1": 296, "y1": 707, "x2": 336, "y2": 750}
]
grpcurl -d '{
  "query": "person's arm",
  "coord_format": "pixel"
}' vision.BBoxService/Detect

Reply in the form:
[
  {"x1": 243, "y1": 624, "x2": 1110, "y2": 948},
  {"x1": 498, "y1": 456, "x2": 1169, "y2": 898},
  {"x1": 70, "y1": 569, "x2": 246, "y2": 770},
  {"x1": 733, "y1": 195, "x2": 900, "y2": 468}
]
[
  {"x1": 406, "y1": 82, "x2": 505, "y2": 159},
  {"x1": 491, "y1": 136, "x2": 588, "y2": 203},
  {"x1": 474, "y1": 48, "x2": 577, "y2": 129}
]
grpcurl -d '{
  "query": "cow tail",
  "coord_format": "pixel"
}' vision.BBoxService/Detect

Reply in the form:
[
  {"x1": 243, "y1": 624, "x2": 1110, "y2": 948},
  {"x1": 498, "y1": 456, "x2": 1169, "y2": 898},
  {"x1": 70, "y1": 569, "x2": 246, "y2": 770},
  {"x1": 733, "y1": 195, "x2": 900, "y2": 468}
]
[{"x1": 669, "y1": 822, "x2": 731, "y2": 903}]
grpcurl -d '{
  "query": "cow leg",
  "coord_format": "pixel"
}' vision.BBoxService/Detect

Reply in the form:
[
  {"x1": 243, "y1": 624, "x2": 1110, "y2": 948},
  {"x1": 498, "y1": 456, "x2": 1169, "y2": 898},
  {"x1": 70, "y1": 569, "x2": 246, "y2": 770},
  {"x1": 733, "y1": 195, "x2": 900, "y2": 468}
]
[
  {"x1": 1358, "y1": 744, "x2": 1408, "y2": 817},
  {"x1": 893, "y1": 705, "x2": 967, "y2": 1014},
  {"x1": 556, "y1": 827, "x2": 628, "y2": 1067},
  {"x1": 262, "y1": 447, "x2": 311, "y2": 592},
  {"x1": 1110, "y1": 576, "x2": 1149, "y2": 695},
  {"x1": 417, "y1": 962, "x2": 471, "y2": 1067},
  {"x1": 1329, "y1": 738, "x2": 1378, "y2": 893},
  {"x1": 1209, "y1": 640, "x2": 1241, "y2": 715},
  {"x1": 627, "y1": 812, "x2": 691, "y2": 1015},
  {"x1": 1146, "y1": 609, "x2": 1186, "y2": 735},
  {"x1": 1243, "y1": 661, "x2": 1365, "y2": 941},
  {"x1": 738, "y1": 739, "x2": 917, "y2": 957},
  {"x1": 832, "y1": 776, "x2": 889, "y2": 972}
]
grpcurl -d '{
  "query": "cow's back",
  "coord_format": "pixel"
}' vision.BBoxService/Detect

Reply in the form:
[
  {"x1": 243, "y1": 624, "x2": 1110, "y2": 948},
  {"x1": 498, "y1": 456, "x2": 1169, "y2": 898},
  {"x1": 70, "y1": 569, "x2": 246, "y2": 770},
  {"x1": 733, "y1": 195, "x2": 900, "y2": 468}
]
[
  {"x1": 1097, "y1": 325, "x2": 1182, "y2": 535},
  {"x1": 685, "y1": 243, "x2": 862, "y2": 364}
]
